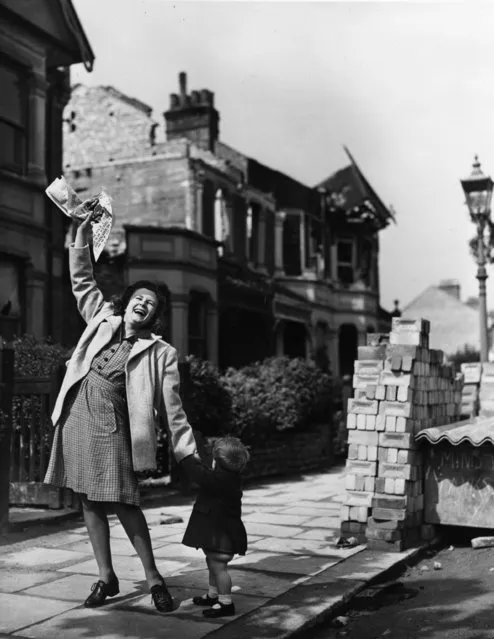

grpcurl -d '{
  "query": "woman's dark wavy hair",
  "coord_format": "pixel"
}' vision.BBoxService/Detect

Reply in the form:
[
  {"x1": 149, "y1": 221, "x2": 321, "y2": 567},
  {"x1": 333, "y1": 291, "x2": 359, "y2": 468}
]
[{"x1": 110, "y1": 280, "x2": 168, "y2": 335}]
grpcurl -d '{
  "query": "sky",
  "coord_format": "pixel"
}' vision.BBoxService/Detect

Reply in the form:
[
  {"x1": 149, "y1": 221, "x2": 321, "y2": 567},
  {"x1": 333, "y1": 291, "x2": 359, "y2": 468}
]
[{"x1": 71, "y1": 0, "x2": 494, "y2": 311}]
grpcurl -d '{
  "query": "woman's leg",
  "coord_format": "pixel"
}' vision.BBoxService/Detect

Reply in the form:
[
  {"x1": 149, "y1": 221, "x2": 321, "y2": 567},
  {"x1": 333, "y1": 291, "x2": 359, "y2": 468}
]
[
  {"x1": 80, "y1": 495, "x2": 116, "y2": 583},
  {"x1": 112, "y1": 502, "x2": 161, "y2": 588}
]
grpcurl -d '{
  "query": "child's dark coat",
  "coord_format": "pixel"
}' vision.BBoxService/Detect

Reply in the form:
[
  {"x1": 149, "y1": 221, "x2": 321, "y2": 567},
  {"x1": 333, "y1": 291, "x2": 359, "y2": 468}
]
[{"x1": 181, "y1": 456, "x2": 247, "y2": 555}]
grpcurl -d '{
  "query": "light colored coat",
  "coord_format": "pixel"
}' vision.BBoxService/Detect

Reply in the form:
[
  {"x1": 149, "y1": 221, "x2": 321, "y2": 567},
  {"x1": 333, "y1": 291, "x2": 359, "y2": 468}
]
[{"x1": 51, "y1": 245, "x2": 197, "y2": 472}]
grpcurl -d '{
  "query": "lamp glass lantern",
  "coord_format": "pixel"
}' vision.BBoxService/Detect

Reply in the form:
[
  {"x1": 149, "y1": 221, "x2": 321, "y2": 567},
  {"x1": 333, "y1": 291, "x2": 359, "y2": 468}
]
[{"x1": 460, "y1": 156, "x2": 494, "y2": 222}]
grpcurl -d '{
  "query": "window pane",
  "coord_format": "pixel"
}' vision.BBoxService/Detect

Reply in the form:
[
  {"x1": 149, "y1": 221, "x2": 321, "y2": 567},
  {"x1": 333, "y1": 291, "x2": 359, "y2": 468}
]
[
  {"x1": 0, "y1": 121, "x2": 25, "y2": 170},
  {"x1": 0, "y1": 261, "x2": 21, "y2": 315},
  {"x1": 338, "y1": 265, "x2": 354, "y2": 285},
  {"x1": 188, "y1": 294, "x2": 207, "y2": 338},
  {"x1": 337, "y1": 240, "x2": 353, "y2": 264},
  {"x1": 0, "y1": 65, "x2": 24, "y2": 126}
]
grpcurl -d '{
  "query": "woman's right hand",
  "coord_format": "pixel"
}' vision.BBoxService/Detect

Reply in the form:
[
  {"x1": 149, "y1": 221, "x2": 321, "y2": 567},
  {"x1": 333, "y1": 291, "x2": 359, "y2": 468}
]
[{"x1": 74, "y1": 197, "x2": 100, "y2": 248}]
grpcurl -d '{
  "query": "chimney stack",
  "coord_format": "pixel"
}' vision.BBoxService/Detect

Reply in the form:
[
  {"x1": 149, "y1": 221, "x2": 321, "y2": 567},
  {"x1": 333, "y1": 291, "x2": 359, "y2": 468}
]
[
  {"x1": 164, "y1": 72, "x2": 220, "y2": 152},
  {"x1": 438, "y1": 279, "x2": 461, "y2": 300}
]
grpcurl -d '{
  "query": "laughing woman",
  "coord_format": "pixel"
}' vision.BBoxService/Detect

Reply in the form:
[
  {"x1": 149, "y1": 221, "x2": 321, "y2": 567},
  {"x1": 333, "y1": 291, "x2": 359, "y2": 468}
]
[{"x1": 44, "y1": 198, "x2": 197, "y2": 612}]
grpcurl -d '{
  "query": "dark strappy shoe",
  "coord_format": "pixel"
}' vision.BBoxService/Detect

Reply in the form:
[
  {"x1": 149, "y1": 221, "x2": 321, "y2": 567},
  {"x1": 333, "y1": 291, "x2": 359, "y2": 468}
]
[
  {"x1": 84, "y1": 576, "x2": 120, "y2": 608},
  {"x1": 193, "y1": 594, "x2": 219, "y2": 607},
  {"x1": 150, "y1": 579, "x2": 174, "y2": 613}
]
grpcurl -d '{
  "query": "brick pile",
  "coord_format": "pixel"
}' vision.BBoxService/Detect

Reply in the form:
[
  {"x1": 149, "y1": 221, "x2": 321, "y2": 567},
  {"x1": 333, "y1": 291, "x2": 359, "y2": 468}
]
[
  {"x1": 340, "y1": 318, "x2": 463, "y2": 551},
  {"x1": 479, "y1": 362, "x2": 494, "y2": 417},
  {"x1": 460, "y1": 362, "x2": 481, "y2": 418}
]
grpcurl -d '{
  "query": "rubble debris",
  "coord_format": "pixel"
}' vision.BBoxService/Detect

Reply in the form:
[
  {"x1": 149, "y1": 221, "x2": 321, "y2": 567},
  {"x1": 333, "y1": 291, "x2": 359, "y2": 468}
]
[
  {"x1": 332, "y1": 616, "x2": 349, "y2": 628},
  {"x1": 159, "y1": 515, "x2": 183, "y2": 525},
  {"x1": 472, "y1": 536, "x2": 494, "y2": 549},
  {"x1": 336, "y1": 536, "x2": 359, "y2": 548}
]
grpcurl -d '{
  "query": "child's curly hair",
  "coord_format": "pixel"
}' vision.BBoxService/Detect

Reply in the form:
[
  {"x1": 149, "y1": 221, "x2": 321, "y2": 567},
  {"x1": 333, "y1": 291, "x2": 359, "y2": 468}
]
[
  {"x1": 213, "y1": 437, "x2": 250, "y2": 473},
  {"x1": 110, "y1": 280, "x2": 167, "y2": 335}
]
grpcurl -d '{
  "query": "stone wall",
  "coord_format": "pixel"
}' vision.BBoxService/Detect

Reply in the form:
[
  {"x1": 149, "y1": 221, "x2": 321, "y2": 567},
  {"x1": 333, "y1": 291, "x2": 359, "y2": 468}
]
[
  {"x1": 68, "y1": 144, "x2": 191, "y2": 247},
  {"x1": 64, "y1": 85, "x2": 158, "y2": 168}
]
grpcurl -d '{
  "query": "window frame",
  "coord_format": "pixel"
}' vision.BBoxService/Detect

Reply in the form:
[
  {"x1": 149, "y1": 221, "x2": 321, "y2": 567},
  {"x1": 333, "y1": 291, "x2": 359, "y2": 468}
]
[
  {"x1": 336, "y1": 236, "x2": 355, "y2": 285},
  {"x1": 0, "y1": 56, "x2": 30, "y2": 175},
  {"x1": 187, "y1": 291, "x2": 209, "y2": 360}
]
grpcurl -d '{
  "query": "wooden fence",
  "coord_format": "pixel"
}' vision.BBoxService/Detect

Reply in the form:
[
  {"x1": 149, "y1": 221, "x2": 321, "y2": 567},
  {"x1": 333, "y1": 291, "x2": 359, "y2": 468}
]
[{"x1": 9, "y1": 375, "x2": 78, "y2": 509}]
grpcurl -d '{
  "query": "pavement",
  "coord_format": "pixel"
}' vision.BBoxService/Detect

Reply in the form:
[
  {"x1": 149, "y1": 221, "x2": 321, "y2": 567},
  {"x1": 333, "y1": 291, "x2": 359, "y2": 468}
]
[{"x1": 0, "y1": 466, "x2": 428, "y2": 639}]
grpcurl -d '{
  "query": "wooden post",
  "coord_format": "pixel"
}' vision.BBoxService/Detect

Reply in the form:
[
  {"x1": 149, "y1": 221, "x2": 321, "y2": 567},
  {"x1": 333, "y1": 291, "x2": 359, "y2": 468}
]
[{"x1": 0, "y1": 319, "x2": 15, "y2": 532}]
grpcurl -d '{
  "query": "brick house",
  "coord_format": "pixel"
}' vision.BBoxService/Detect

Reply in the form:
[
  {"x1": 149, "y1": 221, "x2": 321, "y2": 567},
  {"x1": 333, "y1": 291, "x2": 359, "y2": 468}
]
[
  {"x1": 0, "y1": 0, "x2": 94, "y2": 342},
  {"x1": 61, "y1": 72, "x2": 394, "y2": 375}
]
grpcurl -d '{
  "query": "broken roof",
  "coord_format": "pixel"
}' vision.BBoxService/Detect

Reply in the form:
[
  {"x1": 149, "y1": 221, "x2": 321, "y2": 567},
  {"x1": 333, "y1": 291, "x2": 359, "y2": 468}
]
[{"x1": 316, "y1": 147, "x2": 395, "y2": 227}]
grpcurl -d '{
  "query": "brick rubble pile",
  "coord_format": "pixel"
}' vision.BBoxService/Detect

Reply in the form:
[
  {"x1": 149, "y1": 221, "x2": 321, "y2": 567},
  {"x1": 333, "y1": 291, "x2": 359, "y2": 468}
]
[{"x1": 341, "y1": 318, "x2": 463, "y2": 552}]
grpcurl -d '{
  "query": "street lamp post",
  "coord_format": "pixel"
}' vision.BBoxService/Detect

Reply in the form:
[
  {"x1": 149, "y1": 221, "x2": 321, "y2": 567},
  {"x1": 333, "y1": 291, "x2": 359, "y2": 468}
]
[{"x1": 460, "y1": 156, "x2": 494, "y2": 362}]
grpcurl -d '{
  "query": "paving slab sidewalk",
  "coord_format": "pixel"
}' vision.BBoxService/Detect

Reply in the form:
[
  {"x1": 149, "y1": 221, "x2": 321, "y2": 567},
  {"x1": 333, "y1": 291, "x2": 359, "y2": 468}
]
[{"x1": 0, "y1": 467, "x2": 427, "y2": 639}]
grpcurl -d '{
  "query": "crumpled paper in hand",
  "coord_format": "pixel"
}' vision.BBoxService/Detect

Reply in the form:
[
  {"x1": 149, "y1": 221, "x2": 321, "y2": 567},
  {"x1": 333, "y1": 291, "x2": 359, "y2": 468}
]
[{"x1": 45, "y1": 175, "x2": 113, "y2": 261}]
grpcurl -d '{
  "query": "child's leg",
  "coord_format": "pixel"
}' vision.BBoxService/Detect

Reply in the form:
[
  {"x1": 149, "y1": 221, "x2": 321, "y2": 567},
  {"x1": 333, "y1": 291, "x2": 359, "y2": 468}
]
[
  {"x1": 206, "y1": 555, "x2": 218, "y2": 598},
  {"x1": 206, "y1": 551, "x2": 234, "y2": 603},
  {"x1": 193, "y1": 552, "x2": 218, "y2": 605},
  {"x1": 202, "y1": 551, "x2": 236, "y2": 617}
]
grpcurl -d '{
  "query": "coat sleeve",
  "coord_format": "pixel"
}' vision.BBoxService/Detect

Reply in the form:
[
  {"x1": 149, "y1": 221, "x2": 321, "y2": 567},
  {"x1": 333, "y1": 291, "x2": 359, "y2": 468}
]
[
  {"x1": 160, "y1": 346, "x2": 197, "y2": 462},
  {"x1": 69, "y1": 244, "x2": 108, "y2": 323},
  {"x1": 181, "y1": 455, "x2": 222, "y2": 493}
]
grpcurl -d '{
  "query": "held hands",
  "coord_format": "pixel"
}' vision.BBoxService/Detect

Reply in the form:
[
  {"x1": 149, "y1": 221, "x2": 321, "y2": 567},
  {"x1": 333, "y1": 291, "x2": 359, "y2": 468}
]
[{"x1": 73, "y1": 197, "x2": 101, "y2": 248}]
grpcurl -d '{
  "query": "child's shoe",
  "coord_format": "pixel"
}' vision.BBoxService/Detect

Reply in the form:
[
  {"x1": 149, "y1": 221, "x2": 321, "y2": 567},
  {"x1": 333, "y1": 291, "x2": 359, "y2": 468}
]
[
  {"x1": 203, "y1": 601, "x2": 236, "y2": 618},
  {"x1": 193, "y1": 594, "x2": 218, "y2": 607}
]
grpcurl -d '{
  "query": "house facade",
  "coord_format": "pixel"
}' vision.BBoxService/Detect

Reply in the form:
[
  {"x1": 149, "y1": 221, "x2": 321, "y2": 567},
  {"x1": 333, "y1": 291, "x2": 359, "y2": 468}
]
[
  {"x1": 62, "y1": 73, "x2": 394, "y2": 376},
  {"x1": 0, "y1": 0, "x2": 94, "y2": 342}
]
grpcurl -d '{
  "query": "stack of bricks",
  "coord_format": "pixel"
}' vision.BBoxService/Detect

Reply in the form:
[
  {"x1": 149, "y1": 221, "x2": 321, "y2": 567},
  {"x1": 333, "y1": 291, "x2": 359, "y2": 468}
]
[
  {"x1": 460, "y1": 362, "x2": 481, "y2": 418},
  {"x1": 340, "y1": 317, "x2": 463, "y2": 551},
  {"x1": 479, "y1": 362, "x2": 494, "y2": 417}
]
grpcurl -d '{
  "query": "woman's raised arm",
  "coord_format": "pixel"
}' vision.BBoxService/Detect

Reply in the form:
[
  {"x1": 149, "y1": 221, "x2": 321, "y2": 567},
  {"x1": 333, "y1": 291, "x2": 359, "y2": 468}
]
[{"x1": 70, "y1": 199, "x2": 108, "y2": 323}]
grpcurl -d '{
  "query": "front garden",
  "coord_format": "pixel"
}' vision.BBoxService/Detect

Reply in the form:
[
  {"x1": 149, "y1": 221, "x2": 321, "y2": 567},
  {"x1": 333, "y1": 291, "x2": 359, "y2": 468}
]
[{"x1": 8, "y1": 335, "x2": 346, "y2": 500}]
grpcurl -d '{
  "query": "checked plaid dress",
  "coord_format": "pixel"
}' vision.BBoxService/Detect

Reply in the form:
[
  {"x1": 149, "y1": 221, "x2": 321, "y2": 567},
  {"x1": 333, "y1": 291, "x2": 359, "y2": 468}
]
[{"x1": 45, "y1": 326, "x2": 141, "y2": 505}]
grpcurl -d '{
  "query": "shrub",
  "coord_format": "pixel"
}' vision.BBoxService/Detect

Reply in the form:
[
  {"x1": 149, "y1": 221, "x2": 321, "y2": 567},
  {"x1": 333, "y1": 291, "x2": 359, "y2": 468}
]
[
  {"x1": 222, "y1": 356, "x2": 333, "y2": 443},
  {"x1": 13, "y1": 334, "x2": 69, "y2": 377},
  {"x1": 183, "y1": 356, "x2": 233, "y2": 436}
]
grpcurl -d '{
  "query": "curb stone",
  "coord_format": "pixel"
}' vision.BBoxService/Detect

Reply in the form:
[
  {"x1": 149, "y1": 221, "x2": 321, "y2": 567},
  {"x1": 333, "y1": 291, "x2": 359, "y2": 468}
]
[
  {"x1": 7, "y1": 508, "x2": 81, "y2": 533},
  {"x1": 6, "y1": 483, "x2": 183, "y2": 533},
  {"x1": 204, "y1": 537, "x2": 442, "y2": 639}
]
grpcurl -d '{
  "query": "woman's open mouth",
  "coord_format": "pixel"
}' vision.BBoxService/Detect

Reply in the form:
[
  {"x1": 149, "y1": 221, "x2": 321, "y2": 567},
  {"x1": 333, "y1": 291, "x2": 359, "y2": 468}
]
[{"x1": 133, "y1": 307, "x2": 147, "y2": 318}]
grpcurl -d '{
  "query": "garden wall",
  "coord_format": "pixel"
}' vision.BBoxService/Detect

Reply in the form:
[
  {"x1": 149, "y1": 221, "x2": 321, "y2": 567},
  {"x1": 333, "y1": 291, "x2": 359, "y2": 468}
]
[{"x1": 244, "y1": 422, "x2": 333, "y2": 480}]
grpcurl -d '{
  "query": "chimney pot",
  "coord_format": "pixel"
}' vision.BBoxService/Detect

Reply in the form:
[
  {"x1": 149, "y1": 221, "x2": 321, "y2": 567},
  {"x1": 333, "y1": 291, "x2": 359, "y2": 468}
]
[{"x1": 179, "y1": 72, "x2": 187, "y2": 96}]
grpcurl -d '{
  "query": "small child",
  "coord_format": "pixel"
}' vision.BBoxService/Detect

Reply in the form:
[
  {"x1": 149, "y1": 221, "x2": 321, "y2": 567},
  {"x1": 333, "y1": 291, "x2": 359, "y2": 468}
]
[{"x1": 181, "y1": 436, "x2": 250, "y2": 618}]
